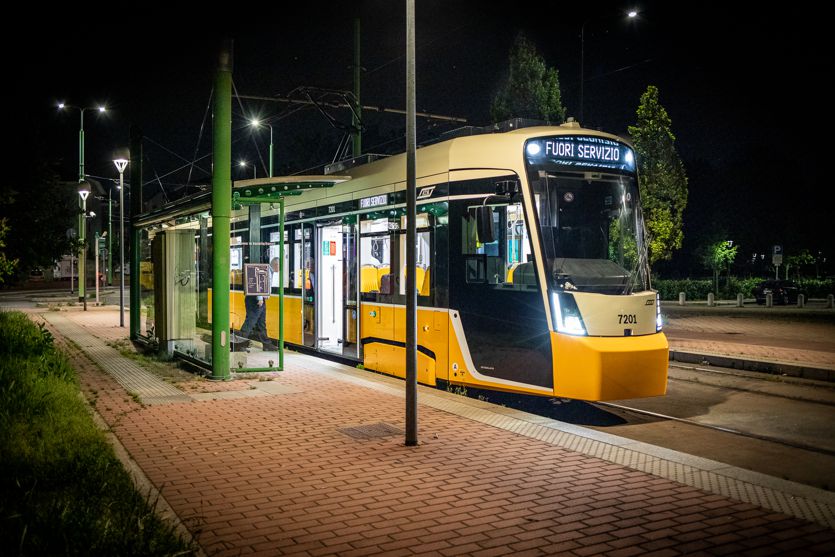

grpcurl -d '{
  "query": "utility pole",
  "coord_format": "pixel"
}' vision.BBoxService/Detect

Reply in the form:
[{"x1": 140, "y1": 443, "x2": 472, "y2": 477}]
[
  {"x1": 405, "y1": 0, "x2": 418, "y2": 447},
  {"x1": 352, "y1": 17, "x2": 362, "y2": 157}
]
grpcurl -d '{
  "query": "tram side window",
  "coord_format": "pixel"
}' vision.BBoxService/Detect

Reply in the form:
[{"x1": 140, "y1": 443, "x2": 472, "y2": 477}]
[
  {"x1": 360, "y1": 235, "x2": 391, "y2": 294},
  {"x1": 268, "y1": 229, "x2": 290, "y2": 288},
  {"x1": 293, "y1": 226, "x2": 315, "y2": 291},
  {"x1": 463, "y1": 203, "x2": 536, "y2": 287},
  {"x1": 398, "y1": 231, "x2": 432, "y2": 296}
]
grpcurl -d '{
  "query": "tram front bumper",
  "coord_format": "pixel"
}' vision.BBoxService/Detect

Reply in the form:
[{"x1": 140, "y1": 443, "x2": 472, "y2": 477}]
[{"x1": 551, "y1": 331, "x2": 668, "y2": 401}]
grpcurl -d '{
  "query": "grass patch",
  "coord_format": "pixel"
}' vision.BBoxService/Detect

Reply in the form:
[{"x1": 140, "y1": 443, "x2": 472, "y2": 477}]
[{"x1": 0, "y1": 311, "x2": 197, "y2": 555}]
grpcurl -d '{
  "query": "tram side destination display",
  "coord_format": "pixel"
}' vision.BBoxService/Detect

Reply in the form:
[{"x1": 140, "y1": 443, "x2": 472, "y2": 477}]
[
  {"x1": 525, "y1": 135, "x2": 636, "y2": 172},
  {"x1": 244, "y1": 263, "x2": 271, "y2": 296}
]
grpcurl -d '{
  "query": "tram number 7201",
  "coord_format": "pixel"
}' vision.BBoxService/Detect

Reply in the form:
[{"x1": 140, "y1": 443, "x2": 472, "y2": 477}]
[{"x1": 618, "y1": 314, "x2": 638, "y2": 325}]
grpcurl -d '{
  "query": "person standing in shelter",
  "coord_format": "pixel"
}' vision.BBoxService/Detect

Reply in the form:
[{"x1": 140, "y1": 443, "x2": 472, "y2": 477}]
[{"x1": 239, "y1": 257, "x2": 281, "y2": 351}]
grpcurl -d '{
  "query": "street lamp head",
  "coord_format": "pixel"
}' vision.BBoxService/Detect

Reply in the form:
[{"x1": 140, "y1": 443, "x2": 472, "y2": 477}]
[
  {"x1": 58, "y1": 102, "x2": 66, "y2": 110},
  {"x1": 627, "y1": 9, "x2": 639, "y2": 18},
  {"x1": 78, "y1": 181, "x2": 91, "y2": 201},
  {"x1": 250, "y1": 118, "x2": 261, "y2": 128},
  {"x1": 113, "y1": 158, "x2": 129, "y2": 174},
  {"x1": 239, "y1": 160, "x2": 247, "y2": 168},
  {"x1": 98, "y1": 105, "x2": 107, "y2": 113}
]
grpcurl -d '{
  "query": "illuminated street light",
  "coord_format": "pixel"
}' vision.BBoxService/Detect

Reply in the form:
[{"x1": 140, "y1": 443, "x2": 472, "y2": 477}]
[
  {"x1": 579, "y1": 9, "x2": 639, "y2": 124},
  {"x1": 239, "y1": 160, "x2": 256, "y2": 179},
  {"x1": 77, "y1": 181, "x2": 91, "y2": 311},
  {"x1": 58, "y1": 101, "x2": 107, "y2": 301},
  {"x1": 113, "y1": 157, "x2": 129, "y2": 327},
  {"x1": 250, "y1": 118, "x2": 274, "y2": 177}
]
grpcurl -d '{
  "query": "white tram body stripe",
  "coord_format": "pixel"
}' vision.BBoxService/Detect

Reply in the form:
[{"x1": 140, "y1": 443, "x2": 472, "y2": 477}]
[{"x1": 359, "y1": 302, "x2": 553, "y2": 394}]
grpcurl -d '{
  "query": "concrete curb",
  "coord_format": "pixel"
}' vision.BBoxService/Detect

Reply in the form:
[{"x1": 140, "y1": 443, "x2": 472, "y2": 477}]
[{"x1": 670, "y1": 349, "x2": 835, "y2": 383}]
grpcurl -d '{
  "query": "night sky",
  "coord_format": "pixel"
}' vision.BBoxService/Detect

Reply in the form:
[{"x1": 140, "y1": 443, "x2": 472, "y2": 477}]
[{"x1": 8, "y1": 1, "x2": 829, "y2": 271}]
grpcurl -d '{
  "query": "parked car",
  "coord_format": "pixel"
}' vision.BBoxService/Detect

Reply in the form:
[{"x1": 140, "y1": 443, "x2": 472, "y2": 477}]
[{"x1": 754, "y1": 280, "x2": 800, "y2": 305}]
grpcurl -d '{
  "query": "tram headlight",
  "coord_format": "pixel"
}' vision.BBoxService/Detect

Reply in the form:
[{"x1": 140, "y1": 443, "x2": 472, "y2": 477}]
[
  {"x1": 526, "y1": 141, "x2": 542, "y2": 157},
  {"x1": 656, "y1": 292, "x2": 663, "y2": 332},
  {"x1": 552, "y1": 291, "x2": 587, "y2": 336}
]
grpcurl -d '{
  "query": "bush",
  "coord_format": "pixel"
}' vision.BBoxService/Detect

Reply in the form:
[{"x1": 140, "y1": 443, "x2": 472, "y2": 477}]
[
  {"x1": 0, "y1": 311, "x2": 195, "y2": 555},
  {"x1": 654, "y1": 277, "x2": 835, "y2": 300},
  {"x1": 796, "y1": 278, "x2": 835, "y2": 299}
]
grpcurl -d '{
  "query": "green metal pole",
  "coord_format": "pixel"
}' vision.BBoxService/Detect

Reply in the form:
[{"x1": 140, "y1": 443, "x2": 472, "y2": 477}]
[
  {"x1": 352, "y1": 17, "x2": 362, "y2": 157},
  {"x1": 279, "y1": 197, "x2": 284, "y2": 370},
  {"x1": 129, "y1": 125, "x2": 143, "y2": 340},
  {"x1": 211, "y1": 41, "x2": 233, "y2": 381},
  {"x1": 78, "y1": 109, "x2": 86, "y2": 302},
  {"x1": 107, "y1": 189, "x2": 113, "y2": 285},
  {"x1": 269, "y1": 124, "x2": 274, "y2": 178}
]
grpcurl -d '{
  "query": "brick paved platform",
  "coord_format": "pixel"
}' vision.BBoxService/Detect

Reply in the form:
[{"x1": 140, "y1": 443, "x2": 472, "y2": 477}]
[{"x1": 32, "y1": 308, "x2": 835, "y2": 555}]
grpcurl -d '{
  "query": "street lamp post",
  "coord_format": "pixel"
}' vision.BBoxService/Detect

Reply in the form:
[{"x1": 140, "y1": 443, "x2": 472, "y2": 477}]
[
  {"x1": 58, "y1": 102, "x2": 106, "y2": 301},
  {"x1": 78, "y1": 182, "x2": 91, "y2": 311},
  {"x1": 579, "y1": 10, "x2": 638, "y2": 124},
  {"x1": 250, "y1": 119, "x2": 274, "y2": 177},
  {"x1": 114, "y1": 158, "x2": 129, "y2": 327},
  {"x1": 107, "y1": 185, "x2": 113, "y2": 285}
]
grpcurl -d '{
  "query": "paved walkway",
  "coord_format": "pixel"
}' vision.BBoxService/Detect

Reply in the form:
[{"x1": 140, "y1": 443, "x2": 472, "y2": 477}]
[{"x1": 32, "y1": 308, "x2": 835, "y2": 555}]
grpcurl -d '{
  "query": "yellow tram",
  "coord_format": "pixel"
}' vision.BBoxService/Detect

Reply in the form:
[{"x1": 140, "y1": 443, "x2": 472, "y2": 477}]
[{"x1": 219, "y1": 121, "x2": 668, "y2": 401}]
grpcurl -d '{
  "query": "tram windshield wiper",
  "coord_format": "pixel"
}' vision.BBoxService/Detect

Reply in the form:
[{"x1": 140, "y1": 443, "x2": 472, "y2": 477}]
[{"x1": 552, "y1": 258, "x2": 630, "y2": 294}]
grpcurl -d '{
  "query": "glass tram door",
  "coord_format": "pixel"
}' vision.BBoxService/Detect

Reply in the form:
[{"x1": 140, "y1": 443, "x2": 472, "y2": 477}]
[
  {"x1": 300, "y1": 224, "x2": 315, "y2": 348},
  {"x1": 317, "y1": 223, "x2": 344, "y2": 354},
  {"x1": 316, "y1": 221, "x2": 359, "y2": 358}
]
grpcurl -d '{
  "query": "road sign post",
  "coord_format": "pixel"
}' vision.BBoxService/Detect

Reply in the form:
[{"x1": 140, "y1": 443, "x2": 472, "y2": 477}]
[{"x1": 772, "y1": 245, "x2": 783, "y2": 279}]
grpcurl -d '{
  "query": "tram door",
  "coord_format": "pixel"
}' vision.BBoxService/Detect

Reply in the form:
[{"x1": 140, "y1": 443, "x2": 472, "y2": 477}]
[
  {"x1": 316, "y1": 222, "x2": 359, "y2": 357},
  {"x1": 317, "y1": 224, "x2": 343, "y2": 354},
  {"x1": 300, "y1": 223, "x2": 315, "y2": 348}
]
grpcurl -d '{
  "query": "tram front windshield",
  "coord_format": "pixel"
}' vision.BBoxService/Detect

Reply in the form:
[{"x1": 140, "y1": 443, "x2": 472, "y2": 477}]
[{"x1": 531, "y1": 171, "x2": 648, "y2": 295}]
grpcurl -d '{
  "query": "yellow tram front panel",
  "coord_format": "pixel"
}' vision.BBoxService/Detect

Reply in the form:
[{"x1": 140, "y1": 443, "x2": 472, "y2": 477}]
[{"x1": 551, "y1": 331, "x2": 668, "y2": 401}]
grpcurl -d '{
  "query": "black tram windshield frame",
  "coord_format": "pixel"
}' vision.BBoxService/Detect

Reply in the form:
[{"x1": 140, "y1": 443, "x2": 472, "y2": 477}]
[{"x1": 525, "y1": 161, "x2": 649, "y2": 296}]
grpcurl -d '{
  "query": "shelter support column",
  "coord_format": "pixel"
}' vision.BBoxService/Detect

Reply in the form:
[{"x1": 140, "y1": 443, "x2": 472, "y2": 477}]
[
  {"x1": 211, "y1": 41, "x2": 233, "y2": 380},
  {"x1": 129, "y1": 125, "x2": 143, "y2": 340}
]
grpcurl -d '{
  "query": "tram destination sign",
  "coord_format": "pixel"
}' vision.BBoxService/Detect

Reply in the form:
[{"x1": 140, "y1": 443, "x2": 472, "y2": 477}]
[
  {"x1": 360, "y1": 193, "x2": 389, "y2": 209},
  {"x1": 525, "y1": 135, "x2": 636, "y2": 172}
]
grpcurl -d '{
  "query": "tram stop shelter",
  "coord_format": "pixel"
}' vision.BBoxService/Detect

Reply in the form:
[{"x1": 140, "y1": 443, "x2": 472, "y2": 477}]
[{"x1": 130, "y1": 176, "x2": 348, "y2": 379}]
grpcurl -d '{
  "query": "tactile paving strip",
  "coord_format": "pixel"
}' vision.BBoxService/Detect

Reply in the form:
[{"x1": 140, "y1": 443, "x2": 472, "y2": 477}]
[{"x1": 43, "y1": 313, "x2": 191, "y2": 405}]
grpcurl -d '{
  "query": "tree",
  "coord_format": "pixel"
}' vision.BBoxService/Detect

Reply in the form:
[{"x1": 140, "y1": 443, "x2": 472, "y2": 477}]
[
  {"x1": 491, "y1": 34, "x2": 566, "y2": 124},
  {"x1": 0, "y1": 218, "x2": 18, "y2": 285},
  {"x1": 702, "y1": 240, "x2": 737, "y2": 294},
  {"x1": 785, "y1": 249, "x2": 814, "y2": 280},
  {"x1": 2, "y1": 162, "x2": 77, "y2": 283},
  {"x1": 628, "y1": 85, "x2": 689, "y2": 267}
]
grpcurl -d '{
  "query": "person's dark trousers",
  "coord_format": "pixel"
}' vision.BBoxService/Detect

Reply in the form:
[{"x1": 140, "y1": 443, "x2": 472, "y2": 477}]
[
  {"x1": 241, "y1": 295, "x2": 274, "y2": 349},
  {"x1": 240, "y1": 296, "x2": 263, "y2": 338}
]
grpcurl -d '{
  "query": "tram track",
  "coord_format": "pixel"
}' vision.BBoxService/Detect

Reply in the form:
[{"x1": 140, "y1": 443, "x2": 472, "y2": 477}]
[{"x1": 592, "y1": 399, "x2": 835, "y2": 458}]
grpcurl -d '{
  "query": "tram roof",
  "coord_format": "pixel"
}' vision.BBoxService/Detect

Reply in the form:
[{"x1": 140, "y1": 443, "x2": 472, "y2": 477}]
[
  {"x1": 276, "y1": 124, "x2": 631, "y2": 211},
  {"x1": 134, "y1": 123, "x2": 627, "y2": 226}
]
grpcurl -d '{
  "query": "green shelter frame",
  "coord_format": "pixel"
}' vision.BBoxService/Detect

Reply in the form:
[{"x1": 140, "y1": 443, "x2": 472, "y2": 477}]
[{"x1": 129, "y1": 175, "x2": 347, "y2": 379}]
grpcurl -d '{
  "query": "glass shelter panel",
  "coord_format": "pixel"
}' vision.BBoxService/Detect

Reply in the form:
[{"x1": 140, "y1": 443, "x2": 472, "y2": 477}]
[
  {"x1": 228, "y1": 202, "x2": 284, "y2": 371},
  {"x1": 138, "y1": 228, "x2": 156, "y2": 340},
  {"x1": 138, "y1": 212, "x2": 212, "y2": 367}
]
